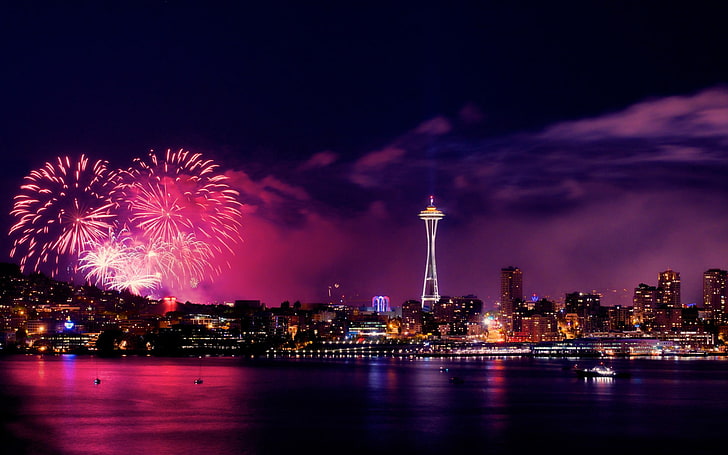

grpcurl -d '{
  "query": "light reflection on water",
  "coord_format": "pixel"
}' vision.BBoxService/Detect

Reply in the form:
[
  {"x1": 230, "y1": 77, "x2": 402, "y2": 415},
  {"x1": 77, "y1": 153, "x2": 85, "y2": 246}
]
[{"x1": 1, "y1": 355, "x2": 728, "y2": 455}]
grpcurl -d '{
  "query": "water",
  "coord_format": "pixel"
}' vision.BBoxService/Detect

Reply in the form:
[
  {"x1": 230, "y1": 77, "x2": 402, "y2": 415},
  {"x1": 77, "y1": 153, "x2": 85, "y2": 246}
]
[{"x1": 1, "y1": 354, "x2": 727, "y2": 454}]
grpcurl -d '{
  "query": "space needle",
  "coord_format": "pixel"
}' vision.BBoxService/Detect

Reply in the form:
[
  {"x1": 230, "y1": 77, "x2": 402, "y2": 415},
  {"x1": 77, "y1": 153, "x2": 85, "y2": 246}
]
[{"x1": 419, "y1": 196, "x2": 444, "y2": 312}]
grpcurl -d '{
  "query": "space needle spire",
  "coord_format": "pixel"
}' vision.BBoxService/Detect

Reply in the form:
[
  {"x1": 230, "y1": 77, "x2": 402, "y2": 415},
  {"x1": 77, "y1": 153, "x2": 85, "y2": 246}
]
[{"x1": 419, "y1": 196, "x2": 445, "y2": 311}]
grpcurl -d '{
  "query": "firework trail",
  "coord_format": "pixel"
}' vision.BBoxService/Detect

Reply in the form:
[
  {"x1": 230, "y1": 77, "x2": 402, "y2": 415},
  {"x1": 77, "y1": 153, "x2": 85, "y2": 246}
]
[{"x1": 9, "y1": 155, "x2": 118, "y2": 275}]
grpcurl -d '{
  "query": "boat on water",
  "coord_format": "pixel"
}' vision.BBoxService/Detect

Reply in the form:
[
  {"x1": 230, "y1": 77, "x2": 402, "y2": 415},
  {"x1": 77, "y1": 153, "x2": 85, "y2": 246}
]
[
  {"x1": 194, "y1": 356, "x2": 204, "y2": 384},
  {"x1": 573, "y1": 363, "x2": 630, "y2": 378},
  {"x1": 93, "y1": 378, "x2": 101, "y2": 385}
]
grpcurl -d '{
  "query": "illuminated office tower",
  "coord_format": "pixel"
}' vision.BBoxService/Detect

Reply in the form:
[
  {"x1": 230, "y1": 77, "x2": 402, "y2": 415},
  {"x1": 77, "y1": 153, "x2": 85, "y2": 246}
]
[
  {"x1": 633, "y1": 283, "x2": 659, "y2": 328},
  {"x1": 704, "y1": 268, "x2": 727, "y2": 322},
  {"x1": 500, "y1": 266, "x2": 523, "y2": 334},
  {"x1": 658, "y1": 269, "x2": 681, "y2": 308},
  {"x1": 419, "y1": 196, "x2": 445, "y2": 312}
]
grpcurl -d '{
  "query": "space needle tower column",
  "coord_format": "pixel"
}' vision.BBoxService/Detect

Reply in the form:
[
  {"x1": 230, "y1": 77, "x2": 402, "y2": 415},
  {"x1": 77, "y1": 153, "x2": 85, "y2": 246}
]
[{"x1": 419, "y1": 196, "x2": 445, "y2": 312}]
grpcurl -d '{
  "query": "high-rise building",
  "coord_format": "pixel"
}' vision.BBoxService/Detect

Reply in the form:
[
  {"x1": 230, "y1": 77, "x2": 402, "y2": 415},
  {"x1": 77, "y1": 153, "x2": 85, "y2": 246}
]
[
  {"x1": 703, "y1": 268, "x2": 727, "y2": 322},
  {"x1": 658, "y1": 269, "x2": 681, "y2": 308},
  {"x1": 606, "y1": 305, "x2": 633, "y2": 332},
  {"x1": 500, "y1": 266, "x2": 523, "y2": 335},
  {"x1": 633, "y1": 283, "x2": 659, "y2": 328},
  {"x1": 419, "y1": 196, "x2": 445, "y2": 312},
  {"x1": 564, "y1": 292, "x2": 602, "y2": 334},
  {"x1": 401, "y1": 299, "x2": 423, "y2": 335}
]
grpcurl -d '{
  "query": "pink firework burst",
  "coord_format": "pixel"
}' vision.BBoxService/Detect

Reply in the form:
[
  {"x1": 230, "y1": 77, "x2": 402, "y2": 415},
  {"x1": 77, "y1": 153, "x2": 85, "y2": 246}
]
[
  {"x1": 9, "y1": 155, "x2": 118, "y2": 276},
  {"x1": 117, "y1": 149, "x2": 243, "y2": 286},
  {"x1": 119, "y1": 149, "x2": 242, "y2": 248}
]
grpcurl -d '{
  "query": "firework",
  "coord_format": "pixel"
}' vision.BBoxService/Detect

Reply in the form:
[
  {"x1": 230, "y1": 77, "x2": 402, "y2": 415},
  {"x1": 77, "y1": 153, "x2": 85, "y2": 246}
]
[
  {"x1": 9, "y1": 155, "x2": 118, "y2": 275},
  {"x1": 166, "y1": 232, "x2": 214, "y2": 288},
  {"x1": 78, "y1": 238, "x2": 128, "y2": 287},
  {"x1": 80, "y1": 233, "x2": 212, "y2": 294},
  {"x1": 106, "y1": 262, "x2": 163, "y2": 296},
  {"x1": 118, "y1": 149, "x2": 243, "y2": 252},
  {"x1": 11, "y1": 150, "x2": 243, "y2": 298}
]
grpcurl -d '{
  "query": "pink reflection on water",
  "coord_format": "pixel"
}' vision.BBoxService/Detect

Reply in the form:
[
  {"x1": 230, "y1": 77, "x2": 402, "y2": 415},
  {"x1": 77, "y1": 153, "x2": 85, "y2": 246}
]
[{"x1": 3, "y1": 355, "x2": 251, "y2": 455}]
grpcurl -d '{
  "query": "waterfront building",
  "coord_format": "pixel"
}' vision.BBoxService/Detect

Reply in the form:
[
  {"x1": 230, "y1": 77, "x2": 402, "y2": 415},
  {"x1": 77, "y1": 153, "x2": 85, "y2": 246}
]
[
  {"x1": 532, "y1": 337, "x2": 677, "y2": 356},
  {"x1": 419, "y1": 196, "x2": 445, "y2": 312},
  {"x1": 347, "y1": 312, "x2": 388, "y2": 339},
  {"x1": 515, "y1": 315, "x2": 560, "y2": 342},
  {"x1": 500, "y1": 266, "x2": 523, "y2": 335},
  {"x1": 32, "y1": 332, "x2": 95, "y2": 353},
  {"x1": 658, "y1": 269, "x2": 681, "y2": 308},
  {"x1": 703, "y1": 268, "x2": 727, "y2": 322}
]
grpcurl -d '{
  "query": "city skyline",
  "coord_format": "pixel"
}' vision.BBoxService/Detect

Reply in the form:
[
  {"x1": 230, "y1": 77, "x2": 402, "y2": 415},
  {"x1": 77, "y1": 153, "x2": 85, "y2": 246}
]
[{"x1": 3, "y1": 3, "x2": 728, "y2": 306}]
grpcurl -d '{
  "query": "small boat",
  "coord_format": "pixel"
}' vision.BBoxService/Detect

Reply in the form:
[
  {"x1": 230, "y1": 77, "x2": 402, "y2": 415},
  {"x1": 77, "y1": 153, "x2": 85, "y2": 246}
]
[
  {"x1": 573, "y1": 363, "x2": 630, "y2": 378},
  {"x1": 194, "y1": 356, "x2": 204, "y2": 384},
  {"x1": 94, "y1": 378, "x2": 102, "y2": 385}
]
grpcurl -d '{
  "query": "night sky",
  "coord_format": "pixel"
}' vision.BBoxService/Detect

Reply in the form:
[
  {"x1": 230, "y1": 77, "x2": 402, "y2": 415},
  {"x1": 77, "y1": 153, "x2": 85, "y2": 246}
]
[{"x1": 3, "y1": 1, "x2": 728, "y2": 308}]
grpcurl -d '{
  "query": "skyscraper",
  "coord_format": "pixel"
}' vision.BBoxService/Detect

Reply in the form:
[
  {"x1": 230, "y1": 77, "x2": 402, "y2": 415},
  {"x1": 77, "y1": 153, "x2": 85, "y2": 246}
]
[
  {"x1": 633, "y1": 283, "x2": 659, "y2": 328},
  {"x1": 564, "y1": 292, "x2": 602, "y2": 334},
  {"x1": 704, "y1": 268, "x2": 727, "y2": 322},
  {"x1": 419, "y1": 196, "x2": 445, "y2": 312},
  {"x1": 500, "y1": 266, "x2": 523, "y2": 334},
  {"x1": 658, "y1": 269, "x2": 681, "y2": 308}
]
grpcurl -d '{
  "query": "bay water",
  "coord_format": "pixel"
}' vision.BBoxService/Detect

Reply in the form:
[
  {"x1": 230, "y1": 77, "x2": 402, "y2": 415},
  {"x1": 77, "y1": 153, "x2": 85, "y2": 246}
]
[{"x1": 1, "y1": 354, "x2": 726, "y2": 454}]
